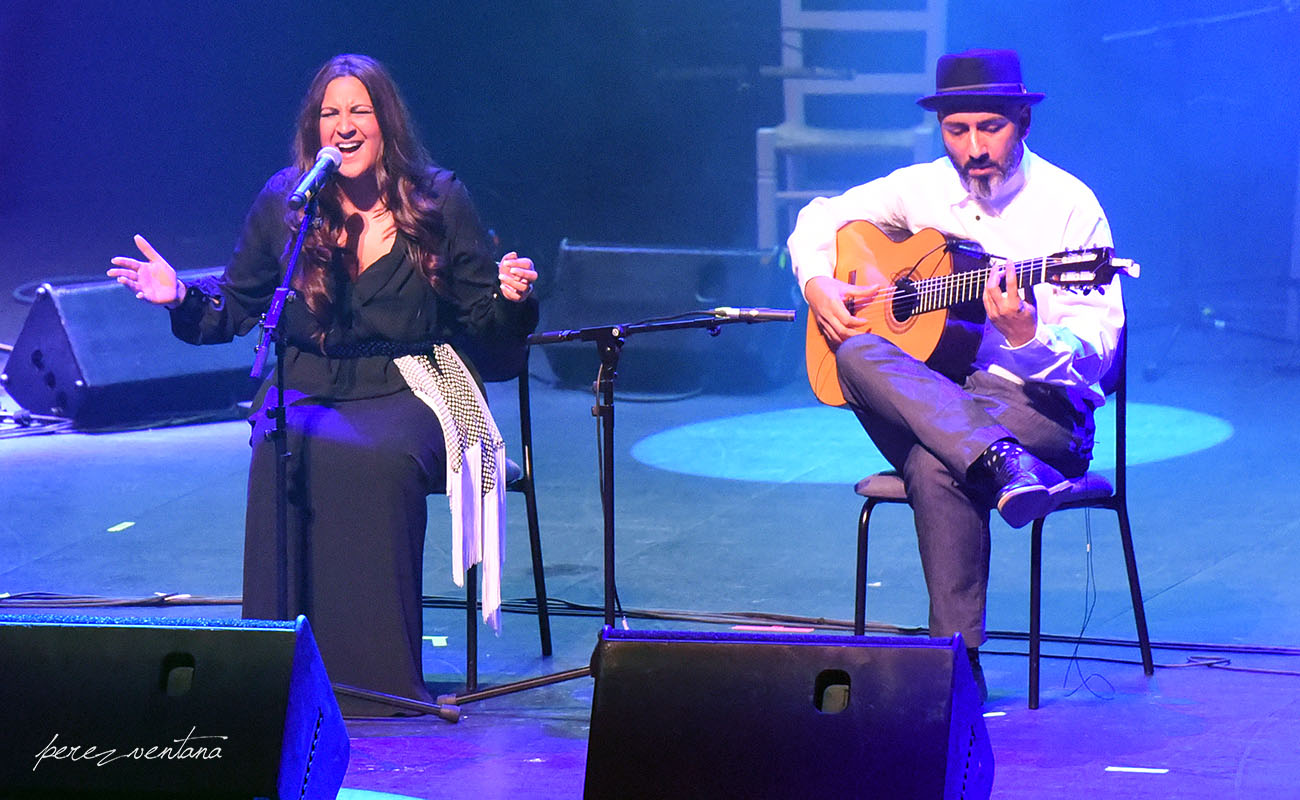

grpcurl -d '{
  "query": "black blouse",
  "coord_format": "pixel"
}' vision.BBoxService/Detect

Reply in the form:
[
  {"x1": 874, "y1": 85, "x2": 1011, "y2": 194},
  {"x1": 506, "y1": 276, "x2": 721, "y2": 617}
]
[{"x1": 169, "y1": 167, "x2": 538, "y2": 401}]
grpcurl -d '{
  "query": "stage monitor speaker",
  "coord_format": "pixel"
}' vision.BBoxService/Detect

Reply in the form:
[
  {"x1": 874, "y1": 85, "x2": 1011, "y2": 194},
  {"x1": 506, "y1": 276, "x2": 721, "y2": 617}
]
[
  {"x1": 584, "y1": 629, "x2": 993, "y2": 800},
  {"x1": 1, "y1": 270, "x2": 260, "y2": 426},
  {"x1": 0, "y1": 614, "x2": 349, "y2": 799},
  {"x1": 537, "y1": 241, "x2": 802, "y2": 393}
]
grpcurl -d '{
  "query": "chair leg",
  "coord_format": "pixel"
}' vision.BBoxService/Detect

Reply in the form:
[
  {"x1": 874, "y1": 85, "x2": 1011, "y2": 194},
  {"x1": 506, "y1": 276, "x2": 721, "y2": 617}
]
[
  {"x1": 523, "y1": 482, "x2": 553, "y2": 657},
  {"x1": 1115, "y1": 503, "x2": 1155, "y2": 675},
  {"x1": 1029, "y1": 518, "x2": 1045, "y2": 709},
  {"x1": 756, "y1": 127, "x2": 777, "y2": 249},
  {"x1": 465, "y1": 563, "x2": 478, "y2": 692},
  {"x1": 854, "y1": 500, "x2": 877, "y2": 636}
]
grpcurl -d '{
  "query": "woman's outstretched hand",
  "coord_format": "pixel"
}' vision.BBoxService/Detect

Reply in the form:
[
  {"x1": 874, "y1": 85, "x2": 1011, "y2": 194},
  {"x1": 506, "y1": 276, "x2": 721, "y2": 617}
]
[
  {"x1": 108, "y1": 234, "x2": 185, "y2": 306},
  {"x1": 497, "y1": 251, "x2": 536, "y2": 303}
]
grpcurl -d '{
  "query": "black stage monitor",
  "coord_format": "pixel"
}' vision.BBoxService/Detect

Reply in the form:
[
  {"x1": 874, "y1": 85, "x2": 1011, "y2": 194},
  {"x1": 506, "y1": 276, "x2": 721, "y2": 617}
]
[
  {"x1": 0, "y1": 614, "x2": 349, "y2": 799},
  {"x1": 585, "y1": 628, "x2": 993, "y2": 799}
]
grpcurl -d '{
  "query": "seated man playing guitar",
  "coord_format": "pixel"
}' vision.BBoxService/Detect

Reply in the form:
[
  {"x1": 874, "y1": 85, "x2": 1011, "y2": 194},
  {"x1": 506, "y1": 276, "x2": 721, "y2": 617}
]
[{"x1": 788, "y1": 49, "x2": 1126, "y2": 703}]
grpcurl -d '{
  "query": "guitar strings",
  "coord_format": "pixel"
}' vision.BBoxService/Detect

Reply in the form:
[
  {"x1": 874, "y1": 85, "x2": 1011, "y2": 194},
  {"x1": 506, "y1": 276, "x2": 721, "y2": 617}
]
[
  {"x1": 851, "y1": 254, "x2": 1092, "y2": 319},
  {"x1": 846, "y1": 245, "x2": 947, "y2": 321}
]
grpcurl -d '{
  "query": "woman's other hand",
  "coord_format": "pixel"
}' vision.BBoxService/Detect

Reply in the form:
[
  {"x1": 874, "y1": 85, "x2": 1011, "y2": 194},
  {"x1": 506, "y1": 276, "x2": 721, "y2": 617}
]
[{"x1": 497, "y1": 251, "x2": 536, "y2": 303}]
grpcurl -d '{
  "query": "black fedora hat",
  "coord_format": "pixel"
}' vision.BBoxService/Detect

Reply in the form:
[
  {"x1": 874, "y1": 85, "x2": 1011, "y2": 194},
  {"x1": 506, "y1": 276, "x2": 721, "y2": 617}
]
[{"x1": 917, "y1": 48, "x2": 1045, "y2": 111}]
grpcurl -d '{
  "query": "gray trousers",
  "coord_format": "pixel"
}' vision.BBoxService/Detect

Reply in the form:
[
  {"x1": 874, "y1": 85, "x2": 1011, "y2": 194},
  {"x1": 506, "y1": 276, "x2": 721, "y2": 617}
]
[{"x1": 835, "y1": 333, "x2": 1094, "y2": 646}]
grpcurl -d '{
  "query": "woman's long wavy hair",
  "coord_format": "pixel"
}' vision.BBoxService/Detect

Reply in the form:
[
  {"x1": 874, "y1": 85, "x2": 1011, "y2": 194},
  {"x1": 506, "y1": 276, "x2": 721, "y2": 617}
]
[{"x1": 289, "y1": 54, "x2": 446, "y2": 350}]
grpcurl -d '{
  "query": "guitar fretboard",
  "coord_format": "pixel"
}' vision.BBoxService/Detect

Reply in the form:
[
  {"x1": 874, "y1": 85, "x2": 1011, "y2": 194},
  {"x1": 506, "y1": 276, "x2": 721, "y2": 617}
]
[{"x1": 904, "y1": 256, "x2": 1063, "y2": 314}]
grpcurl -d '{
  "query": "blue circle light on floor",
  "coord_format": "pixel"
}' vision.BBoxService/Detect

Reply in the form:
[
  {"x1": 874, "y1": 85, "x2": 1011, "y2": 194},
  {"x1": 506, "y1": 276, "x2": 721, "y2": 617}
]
[{"x1": 630, "y1": 404, "x2": 1233, "y2": 485}]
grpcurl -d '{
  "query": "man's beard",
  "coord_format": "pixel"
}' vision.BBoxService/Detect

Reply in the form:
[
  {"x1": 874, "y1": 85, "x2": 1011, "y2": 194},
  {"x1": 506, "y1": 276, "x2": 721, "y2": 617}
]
[{"x1": 951, "y1": 141, "x2": 1024, "y2": 200}]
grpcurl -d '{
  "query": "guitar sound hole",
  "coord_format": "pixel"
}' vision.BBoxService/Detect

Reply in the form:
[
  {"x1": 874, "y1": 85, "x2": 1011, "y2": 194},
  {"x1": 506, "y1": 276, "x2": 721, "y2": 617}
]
[{"x1": 891, "y1": 280, "x2": 919, "y2": 323}]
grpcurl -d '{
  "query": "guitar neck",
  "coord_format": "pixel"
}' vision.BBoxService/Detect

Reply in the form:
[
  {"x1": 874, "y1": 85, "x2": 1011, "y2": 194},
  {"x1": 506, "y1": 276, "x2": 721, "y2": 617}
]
[{"x1": 908, "y1": 256, "x2": 1054, "y2": 314}]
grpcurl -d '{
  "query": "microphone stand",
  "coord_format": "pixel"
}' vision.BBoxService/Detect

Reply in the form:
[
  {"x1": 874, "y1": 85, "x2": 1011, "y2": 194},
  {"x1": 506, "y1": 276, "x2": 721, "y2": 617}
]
[
  {"x1": 532, "y1": 311, "x2": 792, "y2": 627},
  {"x1": 250, "y1": 196, "x2": 317, "y2": 621},
  {"x1": 437, "y1": 309, "x2": 793, "y2": 709}
]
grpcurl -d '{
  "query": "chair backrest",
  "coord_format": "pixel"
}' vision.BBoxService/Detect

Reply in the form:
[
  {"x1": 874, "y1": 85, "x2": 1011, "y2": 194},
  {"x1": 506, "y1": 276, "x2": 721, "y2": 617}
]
[
  {"x1": 755, "y1": 1, "x2": 948, "y2": 248},
  {"x1": 1084, "y1": 318, "x2": 1126, "y2": 496},
  {"x1": 775, "y1": 0, "x2": 947, "y2": 133},
  {"x1": 459, "y1": 337, "x2": 536, "y2": 486},
  {"x1": 1097, "y1": 322, "x2": 1126, "y2": 398},
  {"x1": 1109, "y1": 323, "x2": 1128, "y2": 496},
  {"x1": 453, "y1": 334, "x2": 529, "y2": 385}
]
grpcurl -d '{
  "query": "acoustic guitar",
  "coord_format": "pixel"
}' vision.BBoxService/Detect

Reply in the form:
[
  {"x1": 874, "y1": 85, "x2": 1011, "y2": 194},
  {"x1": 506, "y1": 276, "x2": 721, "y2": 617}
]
[{"x1": 806, "y1": 220, "x2": 1139, "y2": 406}]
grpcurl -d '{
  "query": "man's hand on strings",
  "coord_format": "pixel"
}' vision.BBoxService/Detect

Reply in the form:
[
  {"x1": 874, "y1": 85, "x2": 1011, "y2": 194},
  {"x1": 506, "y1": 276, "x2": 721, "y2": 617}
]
[
  {"x1": 805, "y1": 274, "x2": 884, "y2": 348},
  {"x1": 984, "y1": 259, "x2": 1038, "y2": 347}
]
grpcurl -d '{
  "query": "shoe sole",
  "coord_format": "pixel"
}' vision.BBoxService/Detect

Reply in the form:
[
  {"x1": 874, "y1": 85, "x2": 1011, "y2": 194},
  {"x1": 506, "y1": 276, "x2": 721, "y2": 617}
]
[{"x1": 997, "y1": 480, "x2": 1071, "y2": 529}]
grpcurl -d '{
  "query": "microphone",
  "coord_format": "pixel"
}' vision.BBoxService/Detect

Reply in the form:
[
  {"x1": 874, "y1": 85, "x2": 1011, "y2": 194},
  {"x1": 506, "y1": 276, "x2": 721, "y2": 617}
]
[
  {"x1": 288, "y1": 147, "x2": 343, "y2": 210},
  {"x1": 711, "y1": 306, "x2": 796, "y2": 322},
  {"x1": 527, "y1": 328, "x2": 580, "y2": 345}
]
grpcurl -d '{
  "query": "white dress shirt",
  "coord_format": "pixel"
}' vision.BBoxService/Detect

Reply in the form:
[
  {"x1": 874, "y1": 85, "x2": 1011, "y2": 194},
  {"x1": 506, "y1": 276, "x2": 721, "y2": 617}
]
[{"x1": 788, "y1": 146, "x2": 1124, "y2": 407}]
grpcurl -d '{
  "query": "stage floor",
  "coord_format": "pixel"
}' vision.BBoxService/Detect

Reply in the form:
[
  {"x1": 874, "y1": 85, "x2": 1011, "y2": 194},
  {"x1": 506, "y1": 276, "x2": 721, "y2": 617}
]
[{"x1": 2, "y1": 301, "x2": 1299, "y2": 798}]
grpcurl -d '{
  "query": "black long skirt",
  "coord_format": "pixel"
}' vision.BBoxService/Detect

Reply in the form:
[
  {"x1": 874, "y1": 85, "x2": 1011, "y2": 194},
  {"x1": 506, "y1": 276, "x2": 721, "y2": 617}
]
[{"x1": 242, "y1": 387, "x2": 447, "y2": 717}]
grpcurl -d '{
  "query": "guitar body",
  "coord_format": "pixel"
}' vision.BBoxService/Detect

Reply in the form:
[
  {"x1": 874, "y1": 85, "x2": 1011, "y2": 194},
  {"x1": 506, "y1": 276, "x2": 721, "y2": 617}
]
[{"x1": 806, "y1": 221, "x2": 985, "y2": 406}]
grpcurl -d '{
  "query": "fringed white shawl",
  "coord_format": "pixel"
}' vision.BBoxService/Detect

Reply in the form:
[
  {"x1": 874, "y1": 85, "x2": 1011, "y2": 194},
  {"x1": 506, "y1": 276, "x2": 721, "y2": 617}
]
[{"x1": 394, "y1": 345, "x2": 507, "y2": 631}]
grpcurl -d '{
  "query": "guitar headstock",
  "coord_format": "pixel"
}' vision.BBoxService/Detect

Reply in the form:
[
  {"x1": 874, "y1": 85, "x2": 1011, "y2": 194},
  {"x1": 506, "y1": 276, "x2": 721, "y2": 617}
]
[{"x1": 1045, "y1": 248, "x2": 1140, "y2": 290}]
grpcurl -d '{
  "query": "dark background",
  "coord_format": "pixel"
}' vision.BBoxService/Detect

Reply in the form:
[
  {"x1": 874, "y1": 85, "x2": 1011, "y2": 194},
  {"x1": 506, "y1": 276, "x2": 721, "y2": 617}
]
[{"x1": 1, "y1": 0, "x2": 1297, "y2": 343}]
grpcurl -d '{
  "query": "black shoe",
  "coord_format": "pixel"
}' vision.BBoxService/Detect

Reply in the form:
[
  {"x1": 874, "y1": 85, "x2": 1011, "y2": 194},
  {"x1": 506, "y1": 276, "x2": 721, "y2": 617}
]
[
  {"x1": 967, "y1": 647, "x2": 988, "y2": 705},
  {"x1": 974, "y1": 439, "x2": 1070, "y2": 529}
]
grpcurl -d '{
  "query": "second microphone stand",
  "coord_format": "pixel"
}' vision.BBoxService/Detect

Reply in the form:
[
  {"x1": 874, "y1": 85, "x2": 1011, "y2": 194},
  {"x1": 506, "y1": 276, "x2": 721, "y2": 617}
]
[
  {"x1": 439, "y1": 310, "x2": 792, "y2": 708},
  {"x1": 532, "y1": 309, "x2": 796, "y2": 628}
]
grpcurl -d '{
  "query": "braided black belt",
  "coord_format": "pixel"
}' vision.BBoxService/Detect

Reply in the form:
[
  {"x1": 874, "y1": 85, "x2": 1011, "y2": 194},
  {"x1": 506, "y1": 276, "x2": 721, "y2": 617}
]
[{"x1": 323, "y1": 338, "x2": 445, "y2": 359}]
